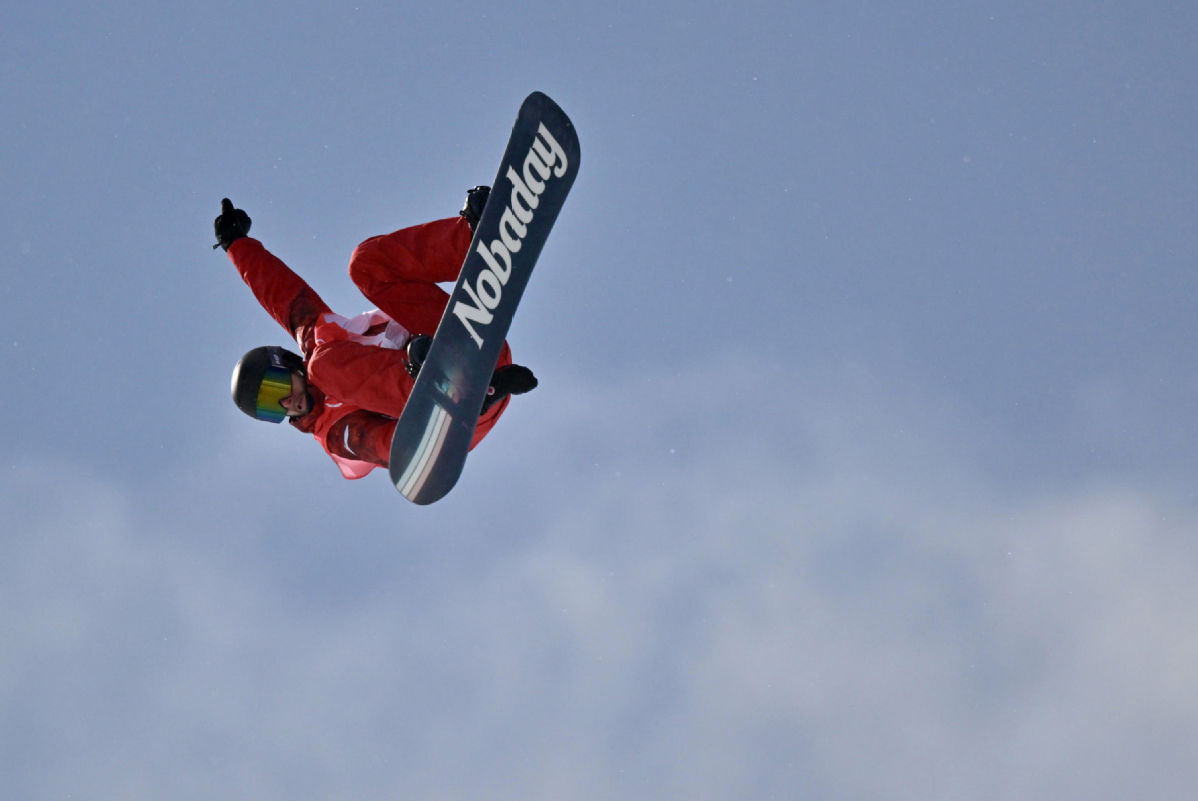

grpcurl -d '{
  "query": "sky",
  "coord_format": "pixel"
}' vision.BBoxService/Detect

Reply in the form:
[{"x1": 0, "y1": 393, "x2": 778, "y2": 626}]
[{"x1": 3, "y1": 1, "x2": 1197, "y2": 799}]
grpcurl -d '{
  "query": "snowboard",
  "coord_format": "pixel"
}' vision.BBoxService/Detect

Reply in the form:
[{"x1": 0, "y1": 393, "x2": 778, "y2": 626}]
[{"x1": 389, "y1": 91, "x2": 580, "y2": 504}]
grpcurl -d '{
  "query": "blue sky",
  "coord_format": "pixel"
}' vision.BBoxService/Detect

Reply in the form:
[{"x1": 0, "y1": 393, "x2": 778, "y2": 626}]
[{"x1": 3, "y1": 2, "x2": 1197, "y2": 799}]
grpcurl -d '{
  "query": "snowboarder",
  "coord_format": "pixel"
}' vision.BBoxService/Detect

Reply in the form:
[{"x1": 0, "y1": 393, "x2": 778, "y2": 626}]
[{"x1": 217, "y1": 191, "x2": 537, "y2": 480}]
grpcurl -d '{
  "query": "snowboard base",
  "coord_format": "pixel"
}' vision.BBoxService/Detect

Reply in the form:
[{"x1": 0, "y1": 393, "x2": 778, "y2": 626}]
[{"x1": 388, "y1": 91, "x2": 580, "y2": 504}]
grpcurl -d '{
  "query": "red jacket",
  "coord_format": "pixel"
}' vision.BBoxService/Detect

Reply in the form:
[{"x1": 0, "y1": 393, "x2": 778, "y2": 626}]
[{"x1": 227, "y1": 218, "x2": 511, "y2": 478}]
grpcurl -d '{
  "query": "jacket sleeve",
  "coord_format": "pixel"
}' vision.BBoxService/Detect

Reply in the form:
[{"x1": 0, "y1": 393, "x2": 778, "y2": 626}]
[
  {"x1": 323, "y1": 410, "x2": 395, "y2": 471},
  {"x1": 226, "y1": 237, "x2": 331, "y2": 356}
]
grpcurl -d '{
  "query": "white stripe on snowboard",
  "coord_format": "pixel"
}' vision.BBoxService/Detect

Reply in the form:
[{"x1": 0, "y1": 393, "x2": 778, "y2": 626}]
[{"x1": 397, "y1": 405, "x2": 451, "y2": 499}]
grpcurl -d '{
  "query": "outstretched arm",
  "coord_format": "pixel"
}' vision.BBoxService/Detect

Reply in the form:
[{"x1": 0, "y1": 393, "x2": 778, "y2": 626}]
[{"x1": 214, "y1": 198, "x2": 330, "y2": 355}]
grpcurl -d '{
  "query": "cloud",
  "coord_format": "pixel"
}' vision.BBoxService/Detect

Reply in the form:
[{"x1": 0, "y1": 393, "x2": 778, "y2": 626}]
[{"x1": 3, "y1": 361, "x2": 1197, "y2": 800}]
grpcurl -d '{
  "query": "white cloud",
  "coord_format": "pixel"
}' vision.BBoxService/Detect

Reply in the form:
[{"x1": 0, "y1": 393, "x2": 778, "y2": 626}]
[{"x1": 3, "y1": 362, "x2": 1197, "y2": 800}]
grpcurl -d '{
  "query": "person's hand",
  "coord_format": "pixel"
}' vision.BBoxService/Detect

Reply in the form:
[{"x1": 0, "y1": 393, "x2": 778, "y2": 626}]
[{"x1": 213, "y1": 198, "x2": 252, "y2": 250}]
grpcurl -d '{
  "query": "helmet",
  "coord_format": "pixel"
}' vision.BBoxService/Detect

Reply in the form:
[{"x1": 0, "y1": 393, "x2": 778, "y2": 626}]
[{"x1": 231, "y1": 346, "x2": 305, "y2": 423}]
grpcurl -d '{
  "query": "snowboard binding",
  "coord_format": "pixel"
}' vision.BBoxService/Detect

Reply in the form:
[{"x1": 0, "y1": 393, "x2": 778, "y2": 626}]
[
  {"x1": 458, "y1": 186, "x2": 491, "y2": 234},
  {"x1": 403, "y1": 334, "x2": 432, "y2": 378}
]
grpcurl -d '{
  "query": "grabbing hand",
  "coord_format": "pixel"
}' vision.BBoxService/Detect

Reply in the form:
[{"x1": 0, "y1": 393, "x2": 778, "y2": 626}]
[{"x1": 213, "y1": 198, "x2": 252, "y2": 250}]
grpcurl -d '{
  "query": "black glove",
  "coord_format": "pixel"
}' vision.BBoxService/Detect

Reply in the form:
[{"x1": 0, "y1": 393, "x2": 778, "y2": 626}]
[{"x1": 213, "y1": 198, "x2": 252, "y2": 250}]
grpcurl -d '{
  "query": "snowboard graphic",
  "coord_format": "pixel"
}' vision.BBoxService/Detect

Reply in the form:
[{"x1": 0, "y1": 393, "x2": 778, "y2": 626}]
[{"x1": 389, "y1": 91, "x2": 580, "y2": 504}]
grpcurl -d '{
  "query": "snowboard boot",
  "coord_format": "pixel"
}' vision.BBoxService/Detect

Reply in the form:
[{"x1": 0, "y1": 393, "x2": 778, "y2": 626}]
[
  {"x1": 480, "y1": 364, "x2": 537, "y2": 415},
  {"x1": 403, "y1": 334, "x2": 432, "y2": 378},
  {"x1": 458, "y1": 185, "x2": 491, "y2": 234}
]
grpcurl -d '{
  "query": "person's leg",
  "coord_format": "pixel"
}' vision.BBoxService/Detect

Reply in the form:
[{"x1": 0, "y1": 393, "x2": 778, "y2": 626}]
[{"x1": 348, "y1": 217, "x2": 472, "y2": 335}]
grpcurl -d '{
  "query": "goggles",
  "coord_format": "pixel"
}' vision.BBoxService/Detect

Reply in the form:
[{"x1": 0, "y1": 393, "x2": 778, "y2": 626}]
[{"x1": 254, "y1": 365, "x2": 294, "y2": 423}]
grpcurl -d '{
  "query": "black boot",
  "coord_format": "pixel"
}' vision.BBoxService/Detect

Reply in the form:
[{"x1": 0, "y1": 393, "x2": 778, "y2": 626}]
[
  {"x1": 459, "y1": 185, "x2": 490, "y2": 234},
  {"x1": 480, "y1": 364, "x2": 537, "y2": 414}
]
